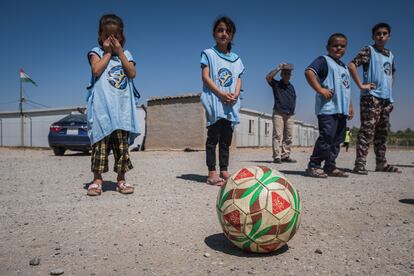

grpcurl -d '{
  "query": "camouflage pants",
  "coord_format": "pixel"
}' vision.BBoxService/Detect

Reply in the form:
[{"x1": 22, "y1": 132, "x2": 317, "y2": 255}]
[{"x1": 355, "y1": 95, "x2": 393, "y2": 168}]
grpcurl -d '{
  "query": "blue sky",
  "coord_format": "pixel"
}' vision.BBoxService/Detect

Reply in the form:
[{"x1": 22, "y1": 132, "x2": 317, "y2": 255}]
[{"x1": 1, "y1": 0, "x2": 413, "y2": 131}]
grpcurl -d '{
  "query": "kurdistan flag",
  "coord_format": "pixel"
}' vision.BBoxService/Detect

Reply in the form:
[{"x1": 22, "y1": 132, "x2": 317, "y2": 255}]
[{"x1": 20, "y1": 69, "x2": 38, "y2": 86}]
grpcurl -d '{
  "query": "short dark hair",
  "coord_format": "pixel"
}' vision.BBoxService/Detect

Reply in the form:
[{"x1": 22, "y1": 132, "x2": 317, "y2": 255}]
[
  {"x1": 372, "y1": 22, "x2": 391, "y2": 36},
  {"x1": 213, "y1": 16, "x2": 236, "y2": 51},
  {"x1": 327, "y1": 33, "x2": 347, "y2": 46},
  {"x1": 98, "y1": 14, "x2": 126, "y2": 47}
]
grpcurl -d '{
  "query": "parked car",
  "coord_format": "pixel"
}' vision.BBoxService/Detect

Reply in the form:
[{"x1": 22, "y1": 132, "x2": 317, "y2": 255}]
[{"x1": 48, "y1": 114, "x2": 90, "y2": 156}]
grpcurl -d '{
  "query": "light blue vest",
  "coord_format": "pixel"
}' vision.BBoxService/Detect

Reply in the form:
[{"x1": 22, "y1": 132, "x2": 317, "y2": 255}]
[
  {"x1": 86, "y1": 47, "x2": 140, "y2": 145},
  {"x1": 315, "y1": 56, "x2": 351, "y2": 115},
  {"x1": 200, "y1": 47, "x2": 245, "y2": 127},
  {"x1": 362, "y1": 45, "x2": 394, "y2": 102}
]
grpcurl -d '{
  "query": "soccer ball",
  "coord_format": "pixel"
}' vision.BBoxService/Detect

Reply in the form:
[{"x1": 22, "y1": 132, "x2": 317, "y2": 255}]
[{"x1": 216, "y1": 166, "x2": 301, "y2": 253}]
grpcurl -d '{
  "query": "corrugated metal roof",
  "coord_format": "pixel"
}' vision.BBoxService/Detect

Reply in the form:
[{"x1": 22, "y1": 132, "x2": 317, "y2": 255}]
[
  {"x1": 0, "y1": 106, "x2": 85, "y2": 116},
  {"x1": 240, "y1": 108, "x2": 272, "y2": 118}
]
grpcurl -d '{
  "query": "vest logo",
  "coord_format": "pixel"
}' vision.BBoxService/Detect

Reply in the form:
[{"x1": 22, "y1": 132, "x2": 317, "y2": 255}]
[
  {"x1": 341, "y1": 73, "x2": 350, "y2": 89},
  {"x1": 217, "y1": 68, "x2": 233, "y2": 87},
  {"x1": 383, "y1": 62, "x2": 392, "y2": 76},
  {"x1": 107, "y1": 65, "x2": 127, "y2": 90}
]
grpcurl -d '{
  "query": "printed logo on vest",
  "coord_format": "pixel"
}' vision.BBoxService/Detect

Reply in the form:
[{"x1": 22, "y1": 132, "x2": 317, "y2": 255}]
[
  {"x1": 341, "y1": 73, "x2": 350, "y2": 89},
  {"x1": 107, "y1": 65, "x2": 127, "y2": 90},
  {"x1": 217, "y1": 68, "x2": 233, "y2": 87},
  {"x1": 383, "y1": 62, "x2": 392, "y2": 76}
]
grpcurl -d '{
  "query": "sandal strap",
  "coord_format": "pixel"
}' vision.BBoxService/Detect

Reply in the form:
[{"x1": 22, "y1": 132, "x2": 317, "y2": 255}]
[
  {"x1": 381, "y1": 165, "x2": 400, "y2": 172},
  {"x1": 88, "y1": 183, "x2": 102, "y2": 190},
  {"x1": 118, "y1": 182, "x2": 133, "y2": 189}
]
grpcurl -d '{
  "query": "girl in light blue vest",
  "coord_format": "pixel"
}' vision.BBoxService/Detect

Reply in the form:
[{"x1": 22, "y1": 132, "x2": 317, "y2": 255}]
[
  {"x1": 304, "y1": 33, "x2": 354, "y2": 178},
  {"x1": 86, "y1": 14, "x2": 140, "y2": 196},
  {"x1": 200, "y1": 16, "x2": 245, "y2": 186}
]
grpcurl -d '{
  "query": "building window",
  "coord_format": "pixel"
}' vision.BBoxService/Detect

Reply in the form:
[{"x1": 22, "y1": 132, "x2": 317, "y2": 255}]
[
  {"x1": 265, "y1": 122, "x2": 270, "y2": 136},
  {"x1": 249, "y1": 120, "x2": 255, "y2": 134}
]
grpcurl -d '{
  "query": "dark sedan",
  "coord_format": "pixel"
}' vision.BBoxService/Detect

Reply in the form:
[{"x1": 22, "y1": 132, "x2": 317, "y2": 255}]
[{"x1": 48, "y1": 114, "x2": 90, "y2": 155}]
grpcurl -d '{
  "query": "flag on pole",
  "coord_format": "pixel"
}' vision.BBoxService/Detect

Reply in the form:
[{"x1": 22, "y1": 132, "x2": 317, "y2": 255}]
[{"x1": 20, "y1": 69, "x2": 38, "y2": 86}]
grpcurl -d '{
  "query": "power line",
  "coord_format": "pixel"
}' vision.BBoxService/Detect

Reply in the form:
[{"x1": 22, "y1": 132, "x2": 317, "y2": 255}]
[
  {"x1": 0, "y1": 100, "x2": 19, "y2": 105},
  {"x1": 24, "y1": 98, "x2": 51, "y2": 108}
]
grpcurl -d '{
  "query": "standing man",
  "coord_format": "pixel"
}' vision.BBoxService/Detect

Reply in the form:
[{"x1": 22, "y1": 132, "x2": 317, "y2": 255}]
[{"x1": 266, "y1": 63, "x2": 297, "y2": 164}]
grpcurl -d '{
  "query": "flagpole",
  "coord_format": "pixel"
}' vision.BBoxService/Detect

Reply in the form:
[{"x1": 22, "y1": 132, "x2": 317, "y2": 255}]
[{"x1": 20, "y1": 72, "x2": 23, "y2": 147}]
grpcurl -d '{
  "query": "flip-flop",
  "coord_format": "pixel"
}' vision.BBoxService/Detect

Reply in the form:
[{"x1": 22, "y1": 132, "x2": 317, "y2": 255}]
[
  {"x1": 206, "y1": 177, "x2": 224, "y2": 186},
  {"x1": 375, "y1": 165, "x2": 401, "y2": 173},
  {"x1": 87, "y1": 183, "x2": 102, "y2": 196},
  {"x1": 326, "y1": 168, "x2": 349, "y2": 177},
  {"x1": 117, "y1": 182, "x2": 135, "y2": 194}
]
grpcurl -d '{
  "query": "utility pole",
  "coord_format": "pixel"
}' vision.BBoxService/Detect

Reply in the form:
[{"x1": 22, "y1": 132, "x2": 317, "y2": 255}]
[{"x1": 20, "y1": 76, "x2": 24, "y2": 147}]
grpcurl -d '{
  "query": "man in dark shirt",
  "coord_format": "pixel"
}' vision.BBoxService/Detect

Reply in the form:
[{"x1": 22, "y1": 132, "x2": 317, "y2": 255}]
[{"x1": 266, "y1": 63, "x2": 297, "y2": 163}]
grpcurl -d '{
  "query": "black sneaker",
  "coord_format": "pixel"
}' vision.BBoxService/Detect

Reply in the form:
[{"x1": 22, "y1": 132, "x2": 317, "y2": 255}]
[
  {"x1": 282, "y1": 157, "x2": 297, "y2": 163},
  {"x1": 273, "y1": 158, "x2": 282, "y2": 164}
]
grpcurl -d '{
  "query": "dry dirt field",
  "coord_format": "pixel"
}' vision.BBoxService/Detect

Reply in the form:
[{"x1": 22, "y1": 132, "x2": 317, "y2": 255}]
[{"x1": 0, "y1": 147, "x2": 413, "y2": 275}]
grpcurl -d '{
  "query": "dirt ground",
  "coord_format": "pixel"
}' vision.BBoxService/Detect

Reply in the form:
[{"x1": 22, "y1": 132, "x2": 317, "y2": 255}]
[{"x1": 0, "y1": 147, "x2": 413, "y2": 275}]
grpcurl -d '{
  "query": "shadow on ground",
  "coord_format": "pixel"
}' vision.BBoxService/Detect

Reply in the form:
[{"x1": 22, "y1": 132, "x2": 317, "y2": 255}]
[
  {"x1": 83, "y1": 181, "x2": 118, "y2": 192},
  {"x1": 278, "y1": 170, "x2": 309, "y2": 177},
  {"x1": 51, "y1": 152, "x2": 90, "y2": 157},
  {"x1": 244, "y1": 160, "x2": 273, "y2": 164},
  {"x1": 176, "y1": 174, "x2": 207, "y2": 183},
  {"x1": 399, "y1": 199, "x2": 414, "y2": 205},
  {"x1": 395, "y1": 164, "x2": 414, "y2": 168},
  {"x1": 204, "y1": 233, "x2": 289, "y2": 257}
]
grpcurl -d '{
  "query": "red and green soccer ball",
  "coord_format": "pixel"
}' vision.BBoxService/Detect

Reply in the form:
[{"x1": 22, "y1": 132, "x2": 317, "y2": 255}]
[{"x1": 216, "y1": 166, "x2": 301, "y2": 253}]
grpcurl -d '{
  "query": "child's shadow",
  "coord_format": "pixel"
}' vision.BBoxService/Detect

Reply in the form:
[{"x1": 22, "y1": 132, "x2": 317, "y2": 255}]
[
  {"x1": 83, "y1": 181, "x2": 118, "y2": 192},
  {"x1": 176, "y1": 174, "x2": 207, "y2": 184}
]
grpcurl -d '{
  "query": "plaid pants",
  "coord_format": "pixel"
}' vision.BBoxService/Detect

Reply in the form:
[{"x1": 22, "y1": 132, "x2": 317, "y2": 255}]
[
  {"x1": 355, "y1": 95, "x2": 393, "y2": 168},
  {"x1": 91, "y1": 130, "x2": 133, "y2": 174}
]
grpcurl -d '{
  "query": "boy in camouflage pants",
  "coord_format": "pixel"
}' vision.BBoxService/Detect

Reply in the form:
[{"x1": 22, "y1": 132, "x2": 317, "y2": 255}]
[{"x1": 348, "y1": 23, "x2": 401, "y2": 174}]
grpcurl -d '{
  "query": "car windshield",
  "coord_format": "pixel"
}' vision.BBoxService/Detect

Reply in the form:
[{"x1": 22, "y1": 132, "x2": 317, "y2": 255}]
[{"x1": 58, "y1": 114, "x2": 87, "y2": 123}]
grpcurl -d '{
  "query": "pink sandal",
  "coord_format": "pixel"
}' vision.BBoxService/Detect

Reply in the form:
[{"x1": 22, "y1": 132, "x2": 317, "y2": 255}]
[
  {"x1": 117, "y1": 182, "x2": 134, "y2": 194},
  {"x1": 87, "y1": 183, "x2": 102, "y2": 196}
]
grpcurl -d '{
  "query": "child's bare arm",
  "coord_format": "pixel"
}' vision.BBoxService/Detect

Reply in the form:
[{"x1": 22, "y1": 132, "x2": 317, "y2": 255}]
[
  {"x1": 348, "y1": 62, "x2": 375, "y2": 91},
  {"x1": 110, "y1": 35, "x2": 136, "y2": 79},
  {"x1": 304, "y1": 69, "x2": 333, "y2": 100},
  {"x1": 117, "y1": 52, "x2": 136, "y2": 79},
  {"x1": 348, "y1": 102, "x2": 354, "y2": 120},
  {"x1": 202, "y1": 66, "x2": 228, "y2": 102},
  {"x1": 233, "y1": 78, "x2": 242, "y2": 98},
  {"x1": 90, "y1": 53, "x2": 112, "y2": 78},
  {"x1": 90, "y1": 37, "x2": 112, "y2": 77}
]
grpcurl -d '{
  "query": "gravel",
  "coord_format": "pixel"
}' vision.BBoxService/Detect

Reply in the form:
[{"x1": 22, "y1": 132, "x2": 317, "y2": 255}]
[{"x1": 0, "y1": 147, "x2": 413, "y2": 275}]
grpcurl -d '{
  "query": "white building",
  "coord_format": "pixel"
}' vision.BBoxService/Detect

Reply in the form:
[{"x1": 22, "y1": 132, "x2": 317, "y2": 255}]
[{"x1": 0, "y1": 106, "x2": 146, "y2": 149}]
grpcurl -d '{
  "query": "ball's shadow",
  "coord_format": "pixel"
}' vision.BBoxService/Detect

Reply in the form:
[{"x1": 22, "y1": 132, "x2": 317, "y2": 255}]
[
  {"x1": 204, "y1": 233, "x2": 289, "y2": 257},
  {"x1": 399, "y1": 199, "x2": 414, "y2": 205}
]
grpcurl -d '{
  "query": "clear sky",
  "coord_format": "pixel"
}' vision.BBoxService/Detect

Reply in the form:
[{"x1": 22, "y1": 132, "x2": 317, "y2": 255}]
[{"x1": 1, "y1": 0, "x2": 413, "y2": 131}]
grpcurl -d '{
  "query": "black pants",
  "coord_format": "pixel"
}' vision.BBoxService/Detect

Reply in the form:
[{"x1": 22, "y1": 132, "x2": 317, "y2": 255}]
[
  {"x1": 343, "y1": 142, "x2": 350, "y2": 152},
  {"x1": 206, "y1": 119, "x2": 233, "y2": 171},
  {"x1": 308, "y1": 114, "x2": 347, "y2": 172}
]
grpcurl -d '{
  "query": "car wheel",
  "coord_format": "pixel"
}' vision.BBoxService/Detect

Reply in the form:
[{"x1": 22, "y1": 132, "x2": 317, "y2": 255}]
[{"x1": 53, "y1": 147, "x2": 66, "y2": 156}]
